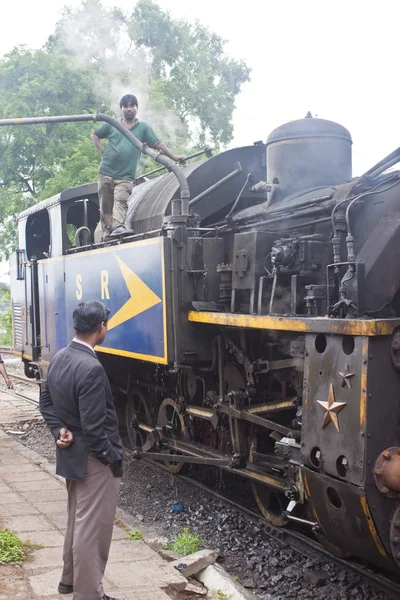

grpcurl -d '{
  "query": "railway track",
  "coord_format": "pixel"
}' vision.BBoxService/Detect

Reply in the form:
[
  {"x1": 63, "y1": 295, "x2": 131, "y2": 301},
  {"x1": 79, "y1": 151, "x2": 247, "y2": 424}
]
[
  {"x1": 3, "y1": 372, "x2": 40, "y2": 404},
  {"x1": 7, "y1": 372, "x2": 39, "y2": 385},
  {"x1": 126, "y1": 447, "x2": 400, "y2": 598},
  {"x1": 0, "y1": 346, "x2": 14, "y2": 354},
  {"x1": 4, "y1": 382, "x2": 400, "y2": 597}
]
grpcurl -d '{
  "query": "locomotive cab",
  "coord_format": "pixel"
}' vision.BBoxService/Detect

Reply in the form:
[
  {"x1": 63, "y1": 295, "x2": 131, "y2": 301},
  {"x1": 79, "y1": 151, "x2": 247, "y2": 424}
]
[{"x1": 9, "y1": 183, "x2": 99, "y2": 377}]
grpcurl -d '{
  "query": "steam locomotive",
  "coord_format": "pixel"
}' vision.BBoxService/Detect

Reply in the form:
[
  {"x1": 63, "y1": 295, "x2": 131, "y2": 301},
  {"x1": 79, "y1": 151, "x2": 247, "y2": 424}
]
[{"x1": 9, "y1": 113, "x2": 400, "y2": 573}]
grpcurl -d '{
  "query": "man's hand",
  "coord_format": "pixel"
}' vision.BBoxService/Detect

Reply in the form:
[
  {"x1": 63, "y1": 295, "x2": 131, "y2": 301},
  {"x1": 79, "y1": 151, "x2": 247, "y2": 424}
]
[
  {"x1": 154, "y1": 142, "x2": 186, "y2": 165},
  {"x1": 57, "y1": 428, "x2": 74, "y2": 448},
  {"x1": 90, "y1": 133, "x2": 105, "y2": 156},
  {"x1": 4, "y1": 377, "x2": 13, "y2": 390}
]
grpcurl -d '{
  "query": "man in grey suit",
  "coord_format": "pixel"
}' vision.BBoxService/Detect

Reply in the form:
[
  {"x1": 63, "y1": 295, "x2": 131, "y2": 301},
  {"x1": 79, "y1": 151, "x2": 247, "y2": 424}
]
[{"x1": 40, "y1": 301, "x2": 124, "y2": 600}]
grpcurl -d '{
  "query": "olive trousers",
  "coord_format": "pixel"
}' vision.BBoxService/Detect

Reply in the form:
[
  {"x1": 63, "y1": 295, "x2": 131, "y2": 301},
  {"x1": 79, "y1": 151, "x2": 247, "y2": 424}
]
[
  {"x1": 94, "y1": 173, "x2": 134, "y2": 242},
  {"x1": 61, "y1": 455, "x2": 121, "y2": 600}
]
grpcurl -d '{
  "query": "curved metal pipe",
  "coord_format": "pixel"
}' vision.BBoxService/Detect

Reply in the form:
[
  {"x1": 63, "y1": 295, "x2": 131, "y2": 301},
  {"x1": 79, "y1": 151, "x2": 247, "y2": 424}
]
[
  {"x1": 74, "y1": 226, "x2": 91, "y2": 247},
  {"x1": 225, "y1": 172, "x2": 251, "y2": 221},
  {"x1": 134, "y1": 147, "x2": 212, "y2": 182},
  {"x1": 363, "y1": 146, "x2": 400, "y2": 179},
  {"x1": 345, "y1": 178, "x2": 400, "y2": 238},
  {"x1": 0, "y1": 115, "x2": 96, "y2": 126},
  {"x1": 0, "y1": 112, "x2": 190, "y2": 214}
]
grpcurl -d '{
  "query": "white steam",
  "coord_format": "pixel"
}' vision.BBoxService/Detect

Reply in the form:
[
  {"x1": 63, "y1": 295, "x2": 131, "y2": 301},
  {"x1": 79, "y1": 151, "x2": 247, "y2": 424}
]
[{"x1": 57, "y1": 1, "x2": 187, "y2": 149}]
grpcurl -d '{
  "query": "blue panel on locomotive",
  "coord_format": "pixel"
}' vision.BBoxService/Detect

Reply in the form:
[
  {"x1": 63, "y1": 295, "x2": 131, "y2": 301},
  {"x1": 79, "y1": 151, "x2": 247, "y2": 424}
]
[{"x1": 64, "y1": 238, "x2": 167, "y2": 363}]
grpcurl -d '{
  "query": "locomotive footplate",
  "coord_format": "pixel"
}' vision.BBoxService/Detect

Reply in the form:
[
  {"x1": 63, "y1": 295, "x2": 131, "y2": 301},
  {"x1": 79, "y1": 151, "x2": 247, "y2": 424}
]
[{"x1": 187, "y1": 312, "x2": 400, "y2": 337}]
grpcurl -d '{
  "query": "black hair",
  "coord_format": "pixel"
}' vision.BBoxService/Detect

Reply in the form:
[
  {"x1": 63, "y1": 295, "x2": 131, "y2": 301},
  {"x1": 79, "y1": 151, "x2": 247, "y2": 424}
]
[
  {"x1": 73, "y1": 301, "x2": 110, "y2": 335},
  {"x1": 120, "y1": 94, "x2": 138, "y2": 108}
]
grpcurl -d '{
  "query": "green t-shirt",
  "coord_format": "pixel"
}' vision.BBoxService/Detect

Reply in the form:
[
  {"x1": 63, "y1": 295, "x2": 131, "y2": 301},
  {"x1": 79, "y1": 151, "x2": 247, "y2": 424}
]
[{"x1": 94, "y1": 120, "x2": 160, "y2": 181}]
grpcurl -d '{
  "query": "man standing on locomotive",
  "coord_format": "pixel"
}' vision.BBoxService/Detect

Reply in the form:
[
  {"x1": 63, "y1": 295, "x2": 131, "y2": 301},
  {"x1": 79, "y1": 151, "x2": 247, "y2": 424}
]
[
  {"x1": 39, "y1": 301, "x2": 124, "y2": 600},
  {"x1": 91, "y1": 93, "x2": 185, "y2": 241},
  {"x1": 0, "y1": 354, "x2": 13, "y2": 389}
]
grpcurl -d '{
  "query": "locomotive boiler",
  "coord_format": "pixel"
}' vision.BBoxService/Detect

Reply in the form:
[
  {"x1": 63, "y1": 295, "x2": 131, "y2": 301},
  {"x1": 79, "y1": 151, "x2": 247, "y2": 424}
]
[{"x1": 7, "y1": 112, "x2": 400, "y2": 573}]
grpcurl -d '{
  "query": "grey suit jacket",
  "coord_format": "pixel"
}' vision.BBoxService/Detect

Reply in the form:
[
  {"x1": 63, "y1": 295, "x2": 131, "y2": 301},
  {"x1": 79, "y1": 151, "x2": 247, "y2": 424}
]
[{"x1": 39, "y1": 341, "x2": 123, "y2": 481}]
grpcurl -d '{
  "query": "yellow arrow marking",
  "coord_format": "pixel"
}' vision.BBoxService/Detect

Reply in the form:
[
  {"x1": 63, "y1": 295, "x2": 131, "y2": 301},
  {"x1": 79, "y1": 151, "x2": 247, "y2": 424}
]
[{"x1": 107, "y1": 255, "x2": 162, "y2": 331}]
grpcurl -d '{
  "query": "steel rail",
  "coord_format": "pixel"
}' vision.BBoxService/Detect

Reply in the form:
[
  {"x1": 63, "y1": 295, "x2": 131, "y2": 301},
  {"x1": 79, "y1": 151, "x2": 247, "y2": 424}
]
[
  {"x1": 7, "y1": 373, "x2": 39, "y2": 386},
  {"x1": 2, "y1": 373, "x2": 40, "y2": 405},
  {"x1": 3, "y1": 388, "x2": 40, "y2": 406}
]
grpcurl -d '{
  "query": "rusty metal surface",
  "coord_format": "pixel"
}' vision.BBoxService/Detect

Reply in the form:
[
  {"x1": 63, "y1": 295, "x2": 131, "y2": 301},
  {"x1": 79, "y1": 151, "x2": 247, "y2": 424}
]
[
  {"x1": 188, "y1": 311, "x2": 400, "y2": 336},
  {"x1": 302, "y1": 334, "x2": 365, "y2": 486},
  {"x1": 304, "y1": 468, "x2": 391, "y2": 569}
]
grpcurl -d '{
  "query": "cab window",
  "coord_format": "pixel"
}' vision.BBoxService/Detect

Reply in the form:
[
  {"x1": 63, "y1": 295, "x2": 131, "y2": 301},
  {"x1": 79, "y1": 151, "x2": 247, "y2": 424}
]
[
  {"x1": 26, "y1": 209, "x2": 50, "y2": 260},
  {"x1": 65, "y1": 199, "x2": 99, "y2": 251}
]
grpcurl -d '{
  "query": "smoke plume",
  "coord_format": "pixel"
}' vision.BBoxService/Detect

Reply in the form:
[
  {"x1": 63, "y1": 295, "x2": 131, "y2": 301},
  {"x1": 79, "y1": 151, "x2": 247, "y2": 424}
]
[{"x1": 56, "y1": 1, "x2": 187, "y2": 150}]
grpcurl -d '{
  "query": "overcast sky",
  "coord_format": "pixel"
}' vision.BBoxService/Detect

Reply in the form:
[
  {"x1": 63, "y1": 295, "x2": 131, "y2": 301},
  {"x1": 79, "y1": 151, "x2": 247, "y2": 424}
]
[{"x1": 1, "y1": 0, "x2": 399, "y2": 175}]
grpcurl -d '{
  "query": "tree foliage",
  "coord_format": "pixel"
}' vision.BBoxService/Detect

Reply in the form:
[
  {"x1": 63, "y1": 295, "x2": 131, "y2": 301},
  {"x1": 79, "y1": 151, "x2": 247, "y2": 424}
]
[
  {"x1": 0, "y1": 46, "x2": 97, "y2": 194},
  {"x1": 50, "y1": 0, "x2": 250, "y2": 146},
  {"x1": 130, "y1": 0, "x2": 250, "y2": 145},
  {"x1": 0, "y1": 0, "x2": 250, "y2": 258},
  {"x1": 0, "y1": 46, "x2": 98, "y2": 257}
]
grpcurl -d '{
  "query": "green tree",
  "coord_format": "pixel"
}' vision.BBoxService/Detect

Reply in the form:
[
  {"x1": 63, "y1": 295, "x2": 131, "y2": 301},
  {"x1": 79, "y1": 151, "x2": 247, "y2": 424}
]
[
  {"x1": 129, "y1": 0, "x2": 250, "y2": 146},
  {"x1": 49, "y1": 0, "x2": 250, "y2": 147},
  {"x1": 0, "y1": 46, "x2": 98, "y2": 257},
  {"x1": 38, "y1": 138, "x2": 100, "y2": 200}
]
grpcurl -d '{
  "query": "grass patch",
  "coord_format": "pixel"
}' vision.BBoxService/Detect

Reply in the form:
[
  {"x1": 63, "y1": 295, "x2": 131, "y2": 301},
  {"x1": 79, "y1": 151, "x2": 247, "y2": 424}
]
[
  {"x1": 163, "y1": 527, "x2": 203, "y2": 556},
  {"x1": 0, "y1": 530, "x2": 41, "y2": 564},
  {"x1": 123, "y1": 526, "x2": 143, "y2": 541},
  {"x1": 215, "y1": 591, "x2": 233, "y2": 600}
]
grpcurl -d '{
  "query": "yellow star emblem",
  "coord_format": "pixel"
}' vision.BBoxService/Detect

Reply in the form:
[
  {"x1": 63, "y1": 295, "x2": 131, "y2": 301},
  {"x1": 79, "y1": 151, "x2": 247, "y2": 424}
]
[
  {"x1": 107, "y1": 255, "x2": 162, "y2": 331},
  {"x1": 317, "y1": 384, "x2": 346, "y2": 432}
]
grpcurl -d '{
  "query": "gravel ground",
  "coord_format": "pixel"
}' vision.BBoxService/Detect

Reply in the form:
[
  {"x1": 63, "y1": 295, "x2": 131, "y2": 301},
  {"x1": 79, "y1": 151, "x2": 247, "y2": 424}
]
[
  {"x1": 1, "y1": 352, "x2": 25, "y2": 374},
  {"x1": 3, "y1": 415, "x2": 395, "y2": 600}
]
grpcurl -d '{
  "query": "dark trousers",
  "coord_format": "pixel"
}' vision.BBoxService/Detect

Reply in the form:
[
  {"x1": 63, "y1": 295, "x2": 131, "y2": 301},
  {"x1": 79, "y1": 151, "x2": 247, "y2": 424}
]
[{"x1": 61, "y1": 455, "x2": 121, "y2": 600}]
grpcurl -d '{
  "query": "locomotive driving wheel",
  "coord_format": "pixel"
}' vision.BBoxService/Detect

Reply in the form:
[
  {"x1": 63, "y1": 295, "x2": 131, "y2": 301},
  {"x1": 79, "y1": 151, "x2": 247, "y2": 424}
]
[
  {"x1": 224, "y1": 361, "x2": 287, "y2": 526},
  {"x1": 126, "y1": 388, "x2": 153, "y2": 452},
  {"x1": 157, "y1": 398, "x2": 188, "y2": 474},
  {"x1": 249, "y1": 435, "x2": 288, "y2": 527}
]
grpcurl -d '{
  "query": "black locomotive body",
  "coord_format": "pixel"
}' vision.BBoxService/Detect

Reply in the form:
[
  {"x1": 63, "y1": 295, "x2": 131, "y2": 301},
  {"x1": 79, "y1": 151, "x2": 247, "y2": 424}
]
[{"x1": 10, "y1": 114, "x2": 400, "y2": 573}]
